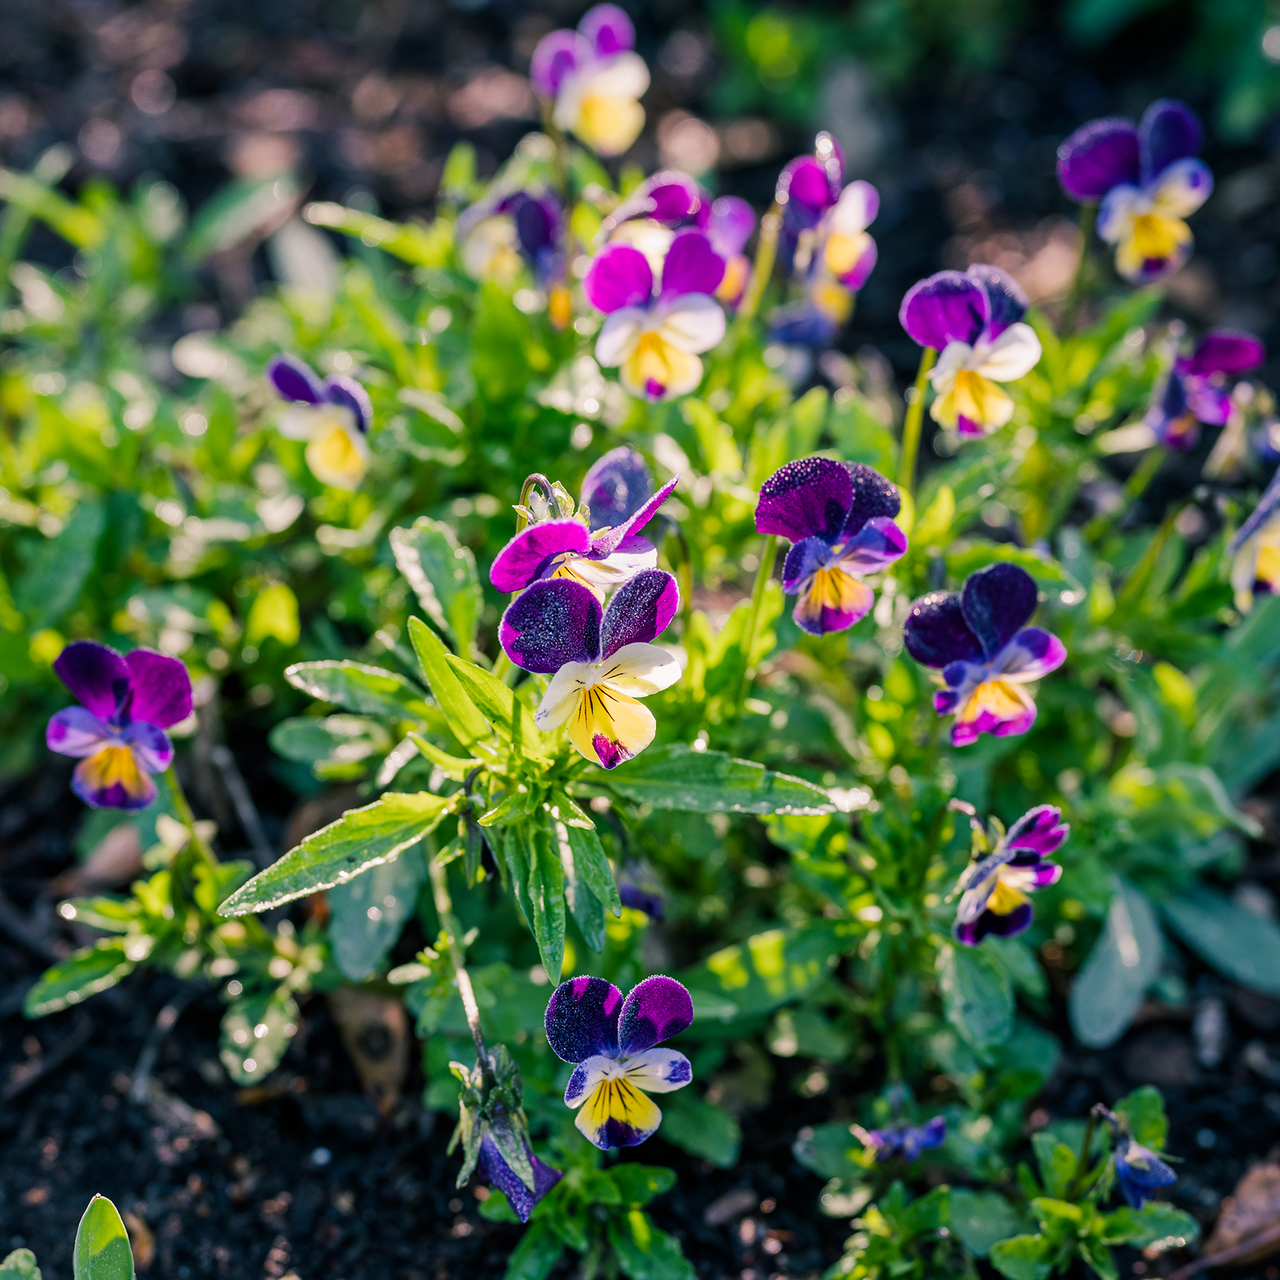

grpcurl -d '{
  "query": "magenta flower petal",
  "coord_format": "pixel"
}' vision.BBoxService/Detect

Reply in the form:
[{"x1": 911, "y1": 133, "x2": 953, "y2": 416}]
[
  {"x1": 47, "y1": 706, "x2": 112, "y2": 758},
  {"x1": 581, "y1": 447, "x2": 653, "y2": 530},
  {"x1": 530, "y1": 29, "x2": 588, "y2": 98},
  {"x1": 617, "y1": 975, "x2": 693, "y2": 1056},
  {"x1": 490, "y1": 519, "x2": 593, "y2": 593},
  {"x1": 122, "y1": 720, "x2": 174, "y2": 774},
  {"x1": 899, "y1": 270, "x2": 988, "y2": 350},
  {"x1": 842, "y1": 463, "x2": 902, "y2": 537},
  {"x1": 777, "y1": 156, "x2": 838, "y2": 225},
  {"x1": 545, "y1": 975, "x2": 623, "y2": 1063},
  {"x1": 584, "y1": 243, "x2": 654, "y2": 313},
  {"x1": 267, "y1": 354, "x2": 325, "y2": 404},
  {"x1": 499, "y1": 579, "x2": 601, "y2": 673},
  {"x1": 837, "y1": 236, "x2": 878, "y2": 292},
  {"x1": 659, "y1": 229, "x2": 725, "y2": 300},
  {"x1": 708, "y1": 196, "x2": 755, "y2": 257},
  {"x1": 624, "y1": 171, "x2": 706, "y2": 227},
  {"x1": 1004, "y1": 804, "x2": 1069, "y2": 857},
  {"x1": 960, "y1": 563, "x2": 1039, "y2": 661},
  {"x1": 1000, "y1": 627, "x2": 1067, "y2": 681},
  {"x1": 1182, "y1": 329, "x2": 1265, "y2": 376},
  {"x1": 592, "y1": 475, "x2": 678, "y2": 556},
  {"x1": 598, "y1": 569, "x2": 679, "y2": 658},
  {"x1": 756, "y1": 457, "x2": 855, "y2": 542},
  {"x1": 1056, "y1": 118, "x2": 1140, "y2": 202},
  {"x1": 478, "y1": 1132, "x2": 561, "y2": 1224},
  {"x1": 903, "y1": 594, "x2": 983, "y2": 668},
  {"x1": 965, "y1": 264, "x2": 1028, "y2": 340},
  {"x1": 579, "y1": 3, "x2": 634, "y2": 56},
  {"x1": 124, "y1": 649, "x2": 193, "y2": 729},
  {"x1": 1140, "y1": 98, "x2": 1202, "y2": 183},
  {"x1": 53, "y1": 641, "x2": 130, "y2": 721}
]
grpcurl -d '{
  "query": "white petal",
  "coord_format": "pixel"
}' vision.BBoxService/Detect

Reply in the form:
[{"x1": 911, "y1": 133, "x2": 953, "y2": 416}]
[
  {"x1": 592, "y1": 52, "x2": 650, "y2": 100},
  {"x1": 929, "y1": 340, "x2": 974, "y2": 390},
  {"x1": 974, "y1": 323, "x2": 1042, "y2": 383},
  {"x1": 1096, "y1": 184, "x2": 1143, "y2": 245},
  {"x1": 571, "y1": 545, "x2": 658, "y2": 587},
  {"x1": 278, "y1": 403, "x2": 334, "y2": 440},
  {"x1": 535, "y1": 663, "x2": 591, "y2": 731},
  {"x1": 598, "y1": 642, "x2": 682, "y2": 697},
  {"x1": 1149, "y1": 158, "x2": 1212, "y2": 219},
  {"x1": 655, "y1": 294, "x2": 726, "y2": 354},
  {"x1": 830, "y1": 180, "x2": 878, "y2": 235},
  {"x1": 564, "y1": 1055, "x2": 616, "y2": 1108},
  {"x1": 623, "y1": 1047, "x2": 692, "y2": 1094},
  {"x1": 595, "y1": 309, "x2": 646, "y2": 368}
]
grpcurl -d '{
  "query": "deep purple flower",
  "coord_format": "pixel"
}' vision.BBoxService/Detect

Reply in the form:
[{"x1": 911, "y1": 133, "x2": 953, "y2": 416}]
[
  {"x1": 1058, "y1": 100, "x2": 1212, "y2": 282},
  {"x1": 618, "y1": 881, "x2": 664, "y2": 921},
  {"x1": 903, "y1": 563, "x2": 1066, "y2": 746},
  {"x1": 47, "y1": 641, "x2": 192, "y2": 811},
  {"x1": 545, "y1": 974, "x2": 693, "y2": 1148},
  {"x1": 580, "y1": 446, "x2": 654, "y2": 532},
  {"x1": 899, "y1": 265, "x2": 1042, "y2": 438},
  {"x1": 477, "y1": 1131, "x2": 561, "y2": 1223},
  {"x1": 953, "y1": 805, "x2": 1067, "y2": 945},
  {"x1": 1146, "y1": 329, "x2": 1264, "y2": 450},
  {"x1": 267, "y1": 355, "x2": 372, "y2": 490},
  {"x1": 755, "y1": 457, "x2": 907, "y2": 636},
  {"x1": 858, "y1": 1117, "x2": 946, "y2": 1162},
  {"x1": 1113, "y1": 1134, "x2": 1177, "y2": 1209}
]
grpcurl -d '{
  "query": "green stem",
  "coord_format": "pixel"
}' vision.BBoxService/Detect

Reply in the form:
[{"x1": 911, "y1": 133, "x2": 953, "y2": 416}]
[
  {"x1": 1063, "y1": 202, "x2": 1098, "y2": 334},
  {"x1": 1083, "y1": 445, "x2": 1166, "y2": 544},
  {"x1": 733, "y1": 534, "x2": 778, "y2": 720},
  {"x1": 1066, "y1": 1111, "x2": 1098, "y2": 1201},
  {"x1": 898, "y1": 347, "x2": 937, "y2": 504},
  {"x1": 735, "y1": 204, "x2": 781, "y2": 326},
  {"x1": 670, "y1": 529, "x2": 695, "y2": 642},
  {"x1": 427, "y1": 851, "x2": 490, "y2": 1075},
  {"x1": 164, "y1": 764, "x2": 217, "y2": 867}
]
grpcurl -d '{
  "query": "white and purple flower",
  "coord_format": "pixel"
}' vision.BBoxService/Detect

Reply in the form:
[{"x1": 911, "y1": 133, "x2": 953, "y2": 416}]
[
  {"x1": 755, "y1": 457, "x2": 907, "y2": 636},
  {"x1": 903, "y1": 563, "x2": 1066, "y2": 747},
  {"x1": 267, "y1": 355, "x2": 373, "y2": 491},
  {"x1": 1146, "y1": 329, "x2": 1264, "y2": 450},
  {"x1": 1229, "y1": 465, "x2": 1280, "y2": 611}
]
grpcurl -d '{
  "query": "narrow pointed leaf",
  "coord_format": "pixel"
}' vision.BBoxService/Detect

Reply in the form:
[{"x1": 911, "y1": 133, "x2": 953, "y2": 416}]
[
  {"x1": 407, "y1": 617, "x2": 492, "y2": 747},
  {"x1": 73, "y1": 1196, "x2": 134, "y2": 1280}
]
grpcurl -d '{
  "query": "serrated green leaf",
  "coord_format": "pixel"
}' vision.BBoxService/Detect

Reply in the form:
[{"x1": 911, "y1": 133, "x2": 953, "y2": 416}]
[
  {"x1": 554, "y1": 813, "x2": 621, "y2": 914},
  {"x1": 390, "y1": 518, "x2": 482, "y2": 656},
  {"x1": 497, "y1": 822, "x2": 565, "y2": 981},
  {"x1": 1030, "y1": 1134, "x2": 1079, "y2": 1199},
  {"x1": 284, "y1": 660, "x2": 433, "y2": 722},
  {"x1": 73, "y1": 1196, "x2": 134, "y2": 1280},
  {"x1": 219, "y1": 988, "x2": 298, "y2": 1085},
  {"x1": 23, "y1": 939, "x2": 136, "y2": 1018},
  {"x1": 1163, "y1": 893, "x2": 1280, "y2": 996},
  {"x1": 406, "y1": 617, "x2": 492, "y2": 748},
  {"x1": 939, "y1": 943, "x2": 1014, "y2": 1055}
]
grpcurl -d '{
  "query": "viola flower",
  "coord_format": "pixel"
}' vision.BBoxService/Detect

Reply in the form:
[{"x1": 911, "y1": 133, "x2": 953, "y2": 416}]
[
  {"x1": 953, "y1": 805, "x2": 1067, "y2": 945},
  {"x1": 267, "y1": 355, "x2": 373, "y2": 491},
  {"x1": 499, "y1": 569, "x2": 680, "y2": 768},
  {"x1": 1229, "y1": 466, "x2": 1280, "y2": 611},
  {"x1": 47, "y1": 641, "x2": 192, "y2": 811},
  {"x1": 776, "y1": 131, "x2": 846, "y2": 259},
  {"x1": 580, "y1": 446, "x2": 654, "y2": 531},
  {"x1": 1058, "y1": 99, "x2": 1212, "y2": 283},
  {"x1": 903, "y1": 563, "x2": 1066, "y2": 746},
  {"x1": 856, "y1": 1117, "x2": 946, "y2": 1162},
  {"x1": 619, "y1": 881, "x2": 664, "y2": 921},
  {"x1": 755, "y1": 457, "x2": 908, "y2": 636},
  {"x1": 478, "y1": 1131, "x2": 561, "y2": 1223},
  {"x1": 1146, "y1": 329, "x2": 1264, "y2": 450},
  {"x1": 585, "y1": 230, "x2": 726, "y2": 401},
  {"x1": 900, "y1": 265, "x2": 1042, "y2": 438},
  {"x1": 530, "y1": 5, "x2": 649, "y2": 157},
  {"x1": 490, "y1": 475, "x2": 677, "y2": 595},
  {"x1": 1113, "y1": 1134, "x2": 1177, "y2": 1209},
  {"x1": 460, "y1": 191, "x2": 571, "y2": 327},
  {"x1": 545, "y1": 974, "x2": 693, "y2": 1149},
  {"x1": 708, "y1": 197, "x2": 757, "y2": 307}
]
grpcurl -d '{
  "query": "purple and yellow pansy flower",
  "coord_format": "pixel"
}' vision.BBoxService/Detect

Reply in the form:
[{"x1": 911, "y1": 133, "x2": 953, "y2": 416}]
[
  {"x1": 267, "y1": 355, "x2": 373, "y2": 491},
  {"x1": 585, "y1": 230, "x2": 727, "y2": 401},
  {"x1": 490, "y1": 474, "x2": 677, "y2": 596},
  {"x1": 900, "y1": 265, "x2": 1042, "y2": 439},
  {"x1": 545, "y1": 974, "x2": 693, "y2": 1149},
  {"x1": 903, "y1": 563, "x2": 1066, "y2": 746},
  {"x1": 1146, "y1": 328, "x2": 1264, "y2": 450},
  {"x1": 1058, "y1": 99, "x2": 1212, "y2": 283},
  {"x1": 755, "y1": 457, "x2": 908, "y2": 636},
  {"x1": 1229, "y1": 465, "x2": 1280, "y2": 611},
  {"x1": 47, "y1": 641, "x2": 193, "y2": 811},
  {"x1": 478, "y1": 1132, "x2": 562, "y2": 1223},
  {"x1": 530, "y1": 5, "x2": 649, "y2": 158},
  {"x1": 856, "y1": 1117, "x2": 947, "y2": 1162},
  {"x1": 952, "y1": 805, "x2": 1067, "y2": 945},
  {"x1": 499, "y1": 569, "x2": 681, "y2": 769}
]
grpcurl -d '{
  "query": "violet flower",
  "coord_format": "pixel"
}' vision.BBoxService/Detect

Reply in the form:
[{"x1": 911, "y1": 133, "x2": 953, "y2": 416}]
[
  {"x1": 857, "y1": 1117, "x2": 946, "y2": 1162},
  {"x1": 1229, "y1": 465, "x2": 1280, "y2": 611},
  {"x1": 267, "y1": 355, "x2": 372, "y2": 491},
  {"x1": 1146, "y1": 329, "x2": 1264, "y2": 450},
  {"x1": 498, "y1": 569, "x2": 681, "y2": 768},
  {"x1": 755, "y1": 457, "x2": 907, "y2": 636},
  {"x1": 579, "y1": 446, "x2": 654, "y2": 531},
  {"x1": 953, "y1": 805, "x2": 1067, "y2": 945},
  {"x1": 477, "y1": 1131, "x2": 561, "y2": 1223},
  {"x1": 1058, "y1": 100, "x2": 1212, "y2": 283},
  {"x1": 903, "y1": 563, "x2": 1066, "y2": 746},
  {"x1": 545, "y1": 975, "x2": 693, "y2": 1148},
  {"x1": 530, "y1": 5, "x2": 649, "y2": 157},
  {"x1": 1113, "y1": 1134, "x2": 1177, "y2": 1209},
  {"x1": 899, "y1": 265, "x2": 1042, "y2": 438},
  {"x1": 47, "y1": 641, "x2": 193, "y2": 811}
]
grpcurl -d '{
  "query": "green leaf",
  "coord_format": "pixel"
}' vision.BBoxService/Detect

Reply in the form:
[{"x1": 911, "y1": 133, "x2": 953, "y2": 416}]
[
  {"x1": 551, "y1": 816, "x2": 608, "y2": 951},
  {"x1": 219, "y1": 988, "x2": 298, "y2": 1085},
  {"x1": 495, "y1": 823, "x2": 565, "y2": 981},
  {"x1": 988, "y1": 1234, "x2": 1053, "y2": 1280},
  {"x1": 603, "y1": 745, "x2": 833, "y2": 815},
  {"x1": 901, "y1": 1184, "x2": 950, "y2": 1237},
  {"x1": 939, "y1": 943, "x2": 1014, "y2": 1055},
  {"x1": 1103, "y1": 1203, "x2": 1198, "y2": 1250},
  {"x1": 406, "y1": 617, "x2": 492, "y2": 748},
  {"x1": 185, "y1": 176, "x2": 300, "y2": 260},
  {"x1": 303, "y1": 202, "x2": 452, "y2": 267},
  {"x1": 948, "y1": 1189, "x2": 1028, "y2": 1259},
  {"x1": 1163, "y1": 892, "x2": 1280, "y2": 997},
  {"x1": 553, "y1": 809, "x2": 621, "y2": 914},
  {"x1": 984, "y1": 935, "x2": 1048, "y2": 999},
  {"x1": 73, "y1": 1196, "x2": 134, "y2": 1280},
  {"x1": 23, "y1": 938, "x2": 136, "y2": 1017},
  {"x1": 329, "y1": 848, "x2": 425, "y2": 980},
  {"x1": 793, "y1": 1121, "x2": 864, "y2": 1179},
  {"x1": 1030, "y1": 1133, "x2": 1079, "y2": 1199},
  {"x1": 1069, "y1": 880, "x2": 1162, "y2": 1048},
  {"x1": 477, "y1": 1190, "x2": 520, "y2": 1223},
  {"x1": 284, "y1": 660, "x2": 433, "y2": 722},
  {"x1": 0, "y1": 167, "x2": 105, "y2": 247},
  {"x1": 502, "y1": 1220, "x2": 563, "y2": 1280},
  {"x1": 607, "y1": 1212, "x2": 696, "y2": 1280},
  {"x1": 269, "y1": 715, "x2": 391, "y2": 767},
  {"x1": 390, "y1": 518, "x2": 482, "y2": 656},
  {"x1": 219, "y1": 792, "x2": 452, "y2": 915},
  {"x1": 444, "y1": 654, "x2": 549, "y2": 759},
  {"x1": 1114, "y1": 1085, "x2": 1168, "y2": 1150},
  {"x1": 16, "y1": 499, "x2": 105, "y2": 627},
  {"x1": 657, "y1": 1092, "x2": 741, "y2": 1167},
  {"x1": 245, "y1": 582, "x2": 300, "y2": 646},
  {"x1": 609, "y1": 1165, "x2": 677, "y2": 1207},
  {"x1": 0, "y1": 1251, "x2": 38, "y2": 1280},
  {"x1": 1079, "y1": 1237, "x2": 1118, "y2": 1280}
]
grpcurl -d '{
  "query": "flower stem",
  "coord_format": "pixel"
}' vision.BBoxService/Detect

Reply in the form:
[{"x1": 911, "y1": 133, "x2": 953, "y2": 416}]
[
  {"x1": 1083, "y1": 445, "x2": 1166, "y2": 543},
  {"x1": 427, "y1": 849, "x2": 490, "y2": 1076},
  {"x1": 898, "y1": 347, "x2": 938, "y2": 503},
  {"x1": 733, "y1": 534, "x2": 778, "y2": 721},
  {"x1": 1066, "y1": 1110, "x2": 1099, "y2": 1201},
  {"x1": 164, "y1": 763, "x2": 217, "y2": 867},
  {"x1": 735, "y1": 204, "x2": 781, "y2": 326},
  {"x1": 1063, "y1": 202, "x2": 1098, "y2": 334}
]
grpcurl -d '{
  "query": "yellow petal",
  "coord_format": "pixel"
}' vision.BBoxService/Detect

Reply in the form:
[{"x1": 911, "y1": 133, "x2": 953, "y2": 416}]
[
  {"x1": 576, "y1": 95, "x2": 646, "y2": 157},
  {"x1": 620, "y1": 332, "x2": 703, "y2": 400},
  {"x1": 568, "y1": 684, "x2": 656, "y2": 769},
  {"x1": 1115, "y1": 213, "x2": 1190, "y2": 280},
  {"x1": 574, "y1": 1077, "x2": 663, "y2": 1148},
  {"x1": 930, "y1": 371, "x2": 1013, "y2": 434},
  {"x1": 987, "y1": 876, "x2": 1030, "y2": 917},
  {"x1": 306, "y1": 425, "x2": 368, "y2": 491}
]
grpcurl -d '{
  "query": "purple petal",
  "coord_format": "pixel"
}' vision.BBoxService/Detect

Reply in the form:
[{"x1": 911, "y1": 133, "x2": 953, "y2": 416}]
[
  {"x1": 598, "y1": 568, "x2": 679, "y2": 658},
  {"x1": 659, "y1": 229, "x2": 724, "y2": 300},
  {"x1": 530, "y1": 29, "x2": 588, "y2": 98},
  {"x1": 53, "y1": 641, "x2": 130, "y2": 721},
  {"x1": 956, "y1": 900, "x2": 1034, "y2": 946},
  {"x1": 1056, "y1": 118, "x2": 1140, "y2": 202},
  {"x1": 499, "y1": 579, "x2": 601, "y2": 673},
  {"x1": 47, "y1": 706, "x2": 112, "y2": 758},
  {"x1": 1185, "y1": 379, "x2": 1231, "y2": 426},
  {"x1": 616, "y1": 171, "x2": 706, "y2": 228},
  {"x1": 900, "y1": 1118, "x2": 947, "y2": 1160},
  {"x1": 121, "y1": 719, "x2": 174, "y2": 774},
  {"x1": 967, "y1": 264, "x2": 1028, "y2": 340},
  {"x1": 579, "y1": 3, "x2": 634, "y2": 56},
  {"x1": 591, "y1": 475, "x2": 678, "y2": 556},
  {"x1": 960, "y1": 563, "x2": 1038, "y2": 661},
  {"x1": 708, "y1": 196, "x2": 755, "y2": 258},
  {"x1": 617, "y1": 975, "x2": 693, "y2": 1056},
  {"x1": 478, "y1": 1132, "x2": 561, "y2": 1224},
  {"x1": 1229, "y1": 466, "x2": 1280, "y2": 554},
  {"x1": 837, "y1": 236, "x2": 878, "y2": 292},
  {"x1": 1000, "y1": 627, "x2": 1067, "y2": 680},
  {"x1": 584, "y1": 243, "x2": 653, "y2": 313},
  {"x1": 781, "y1": 536, "x2": 832, "y2": 594},
  {"x1": 581, "y1": 447, "x2": 653, "y2": 530},
  {"x1": 1004, "y1": 804, "x2": 1068, "y2": 857},
  {"x1": 768, "y1": 300, "x2": 839, "y2": 348},
  {"x1": 619, "y1": 882, "x2": 664, "y2": 920},
  {"x1": 841, "y1": 463, "x2": 902, "y2": 537},
  {"x1": 756, "y1": 456, "x2": 854, "y2": 542},
  {"x1": 124, "y1": 649, "x2": 193, "y2": 729},
  {"x1": 903, "y1": 593, "x2": 983, "y2": 669},
  {"x1": 545, "y1": 975, "x2": 623, "y2": 1063},
  {"x1": 1183, "y1": 329, "x2": 1265, "y2": 377},
  {"x1": 839, "y1": 516, "x2": 908, "y2": 572},
  {"x1": 1140, "y1": 99, "x2": 1202, "y2": 183},
  {"x1": 1008, "y1": 856, "x2": 1064, "y2": 888},
  {"x1": 509, "y1": 191, "x2": 562, "y2": 262},
  {"x1": 325, "y1": 377, "x2": 372, "y2": 435},
  {"x1": 490, "y1": 520, "x2": 593, "y2": 593},
  {"x1": 899, "y1": 271, "x2": 988, "y2": 350},
  {"x1": 267, "y1": 354, "x2": 324, "y2": 404}
]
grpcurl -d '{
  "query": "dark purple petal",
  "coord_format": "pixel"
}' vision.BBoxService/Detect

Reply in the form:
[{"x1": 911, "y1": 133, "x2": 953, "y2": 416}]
[
  {"x1": 781, "y1": 536, "x2": 832, "y2": 594},
  {"x1": 478, "y1": 1132, "x2": 561, "y2": 1223},
  {"x1": 579, "y1": 3, "x2": 634, "y2": 56},
  {"x1": 267, "y1": 354, "x2": 324, "y2": 404},
  {"x1": 584, "y1": 243, "x2": 653, "y2": 313},
  {"x1": 708, "y1": 196, "x2": 755, "y2": 257},
  {"x1": 902, "y1": 593, "x2": 983, "y2": 668},
  {"x1": 324, "y1": 376, "x2": 372, "y2": 435},
  {"x1": 659, "y1": 229, "x2": 725, "y2": 300},
  {"x1": 1183, "y1": 378, "x2": 1231, "y2": 427},
  {"x1": 545, "y1": 975, "x2": 623, "y2": 1062},
  {"x1": 1004, "y1": 804, "x2": 1068, "y2": 857},
  {"x1": 121, "y1": 719, "x2": 174, "y2": 774},
  {"x1": 1183, "y1": 329, "x2": 1265, "y2": 376},
  {"x1": 1140, "y1": 99, "x2": 1202, "y2": 183},
  {"x1": 530, "y1": 29, "x2": 588, "y2": 98},
  {"x1": 598, "y1": 569, "x2": 679, "y2": 658},
  {"x1": 1229, "y1": 465, "x2": 1280, "y2": 554},
  {"x1": 490, "y1": 520, "x2": 593, "y2": 593},
  {"x1": 755, "y1": 456, "x2": 854, "y2": 542},
  {"x1": 47, "y1": 706, "x2": 112, "y2": 758},
  {"x1": 1056, "y1": 118, "x2": 1140, "y2": 202},
  {"x1": 124, "y1": 649, "x2": 192, "y2": 729},
  {"x1": 499, "y1": 579, "x2": 601, "y2": 673},
  {"x1": 899, "y1": 271, "x2": 988, "y2": 350},
  {"x1": 966, "y1": 264, "x2": 1028, "y2": 340},
  {"x1": 614, "y1": 171, "x2": 706, "y2": 228},
  {"x1": 955, "y1": 900, "x2": 1034, "y2": 945},
  {"x1": 960, "y1": 563, "x2": 1038, "y2": 661},
  {"x1": 900, "y1": 1117, "x2": 947, "y2": 1160},
  {"x1": 591, "y1": 475, "x2": 678, "y2": 556},
  {"x1": 841, "y1": 463, "x2": 902, "y2": 537},
  {"x1": 839, "y1": 517, "x2": 908, "y2": 572},
  {"x1": 581, "y1": 447, "x2": 653, "y2": 530},
  {"x1": 509, "y1": 191, "x2": 562, "y2": 261},
  {"x1": 618, "y1": 882, "x2": 664, "y2": 920},
  {"x1": 1115, "y1": 1138, "x2": 1177, "y2": 1209},
  {"x1": 617, "y1": 975, "x2": 693, "y2": 1056},
  {"x1": 53, "y1": 641, "x2": 130, "y2": 721},
  {"x1": 768, "y1": 300, "x2": 839, "y2": 348}
]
